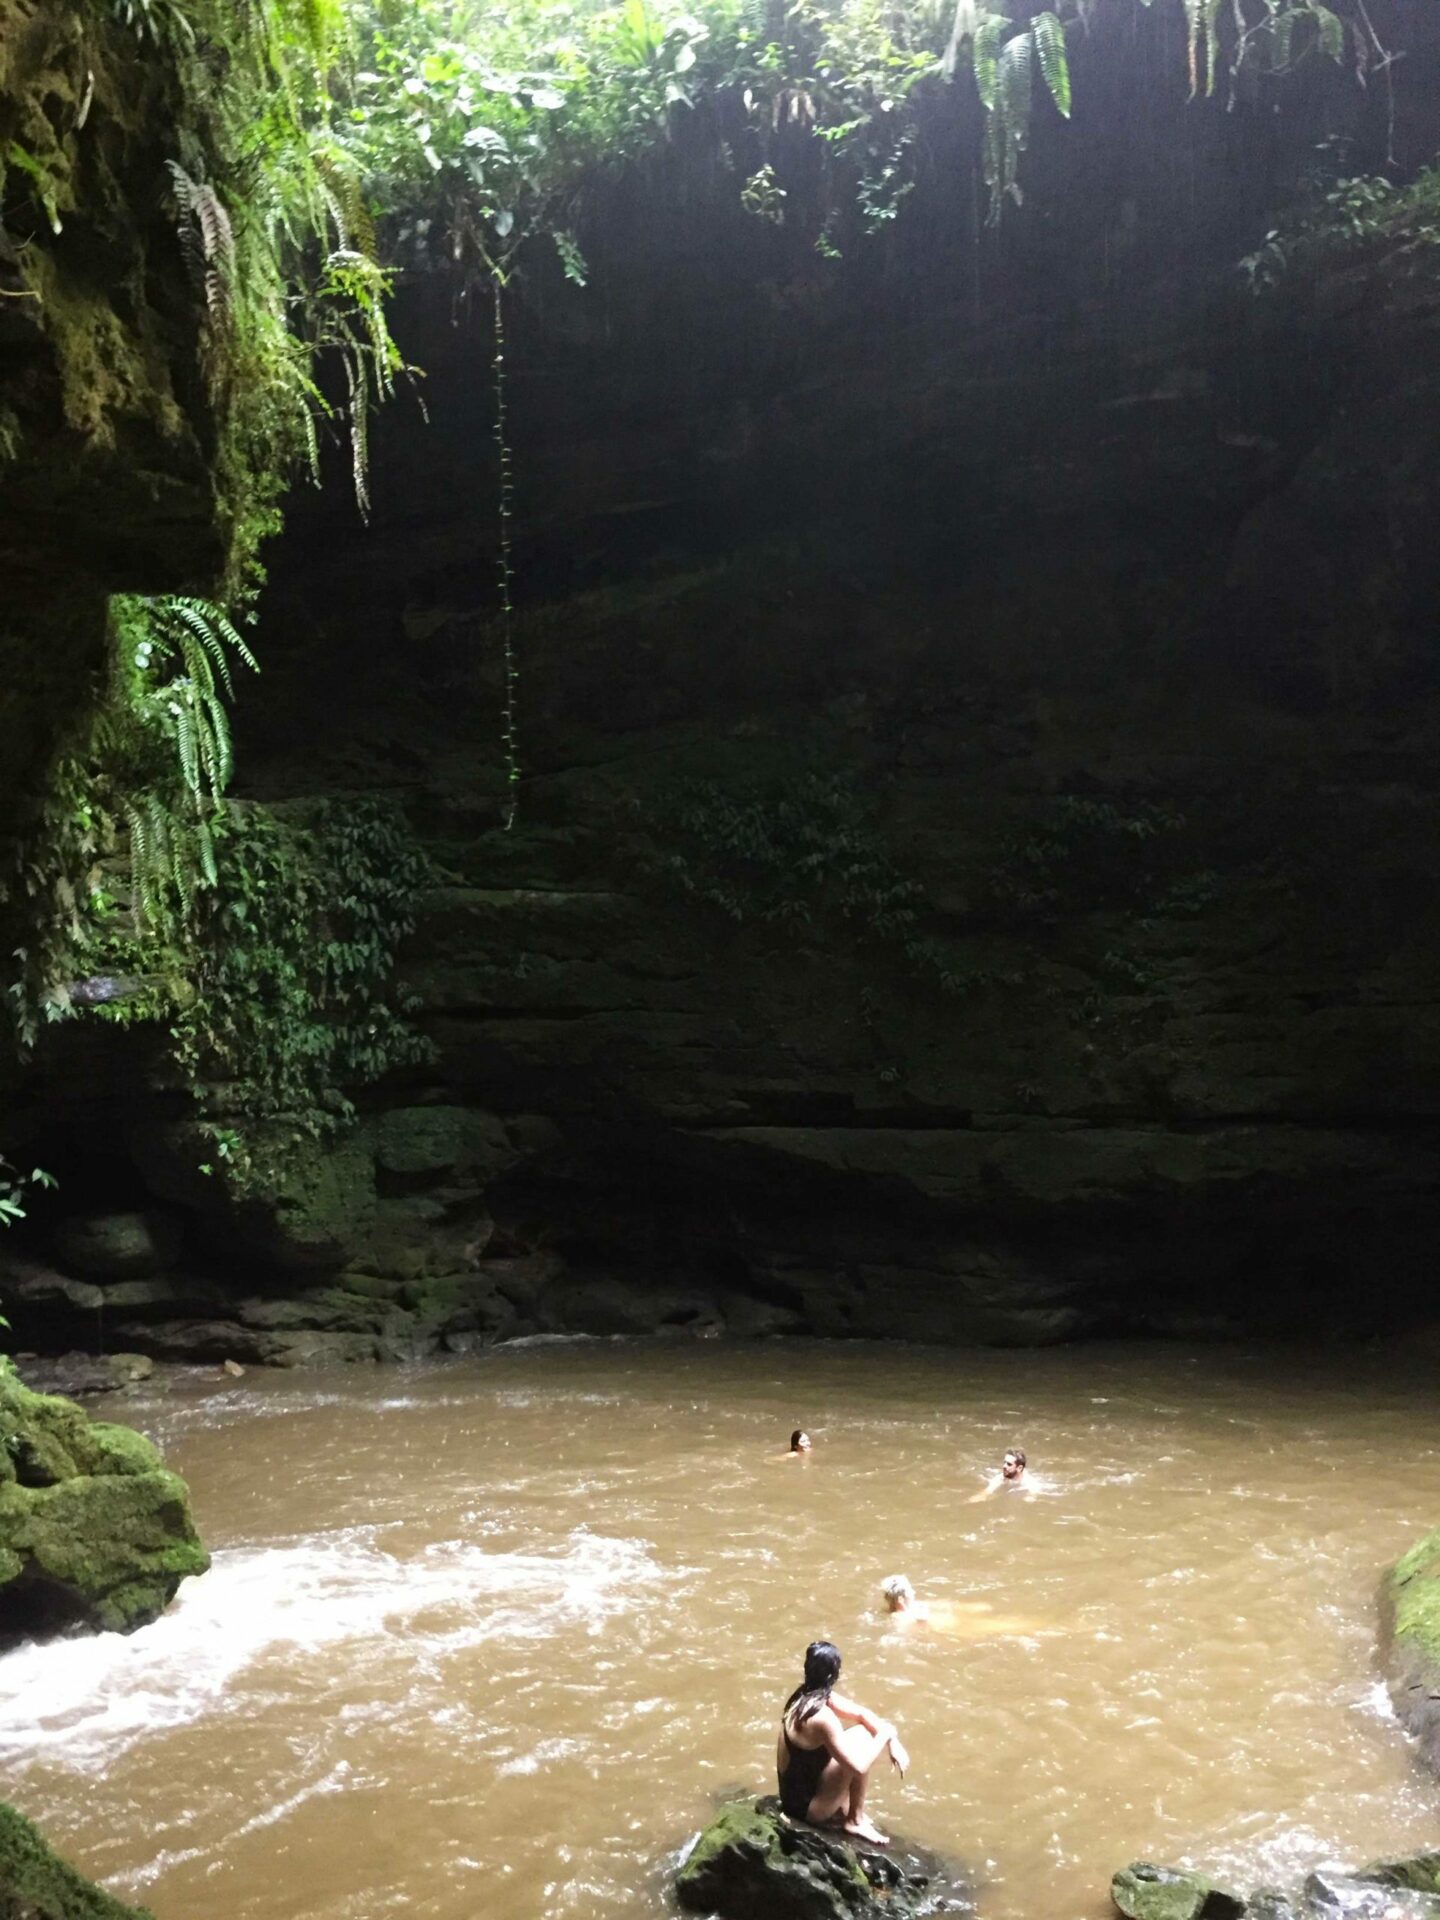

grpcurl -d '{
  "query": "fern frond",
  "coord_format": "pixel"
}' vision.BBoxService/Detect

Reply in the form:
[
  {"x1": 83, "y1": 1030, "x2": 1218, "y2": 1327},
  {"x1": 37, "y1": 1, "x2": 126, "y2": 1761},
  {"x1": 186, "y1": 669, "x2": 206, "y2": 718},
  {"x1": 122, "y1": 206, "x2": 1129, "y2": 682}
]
[
  {"x1": 197, "y1": 814, "x2": 219, "y2": 889},
  {"x1": 999, "y1": 29, "x2": 1033, "y2": 139},
  {"x1": 973, "y1": 13, "x2": 1006, "y2": 107},
  {"x1": 1032, "y1": 11, "x2": 1071, "y2": 117},
  {"x1": 174, "y1": 700, "x2": 200, "y2": 797},
  {"x1": 123, "y1": 798, "x2": 150, "y2": 928}
]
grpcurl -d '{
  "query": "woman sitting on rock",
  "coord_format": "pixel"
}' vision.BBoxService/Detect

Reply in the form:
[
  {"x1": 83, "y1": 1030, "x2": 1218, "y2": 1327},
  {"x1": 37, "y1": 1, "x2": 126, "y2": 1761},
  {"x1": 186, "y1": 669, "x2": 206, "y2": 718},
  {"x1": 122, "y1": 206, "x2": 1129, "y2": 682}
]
[{"x1": 776, "y1": 1639, "x2": 908, "y2": 1847}]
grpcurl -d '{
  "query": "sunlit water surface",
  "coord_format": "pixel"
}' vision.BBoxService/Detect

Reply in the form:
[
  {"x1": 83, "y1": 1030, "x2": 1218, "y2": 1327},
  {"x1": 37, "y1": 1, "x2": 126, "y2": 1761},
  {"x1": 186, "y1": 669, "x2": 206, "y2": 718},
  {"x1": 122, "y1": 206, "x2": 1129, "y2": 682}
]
[{"x1": 4, "y1": 1340, "x2": 1440, "y2": 1919}]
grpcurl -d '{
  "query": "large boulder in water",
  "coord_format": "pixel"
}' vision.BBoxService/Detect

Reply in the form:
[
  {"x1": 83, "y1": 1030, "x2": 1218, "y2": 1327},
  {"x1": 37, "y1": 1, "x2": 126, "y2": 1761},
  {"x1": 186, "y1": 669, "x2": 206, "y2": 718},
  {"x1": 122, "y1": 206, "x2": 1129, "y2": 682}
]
[
  {"x1": 0, "y1": 1800, "x2": 153, "y2": 1919},
  {"x1": 1111, "y1": 1863, "x2": 1245, "y2": 1920},
  {"x1": 0, "y1": 1364, "x2": 208, "y2": 1638},
  {"x1": 675, "y1": 1796, "x2": 971, "y2": 1920}
]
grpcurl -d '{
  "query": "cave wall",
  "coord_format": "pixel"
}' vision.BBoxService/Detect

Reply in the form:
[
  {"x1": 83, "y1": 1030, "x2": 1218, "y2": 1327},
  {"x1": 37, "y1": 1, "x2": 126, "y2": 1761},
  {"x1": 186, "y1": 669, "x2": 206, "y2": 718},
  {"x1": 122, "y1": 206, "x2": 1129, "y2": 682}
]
[{"x1": 3, "y1": 3, "x2": 1439, "y2": 1358}]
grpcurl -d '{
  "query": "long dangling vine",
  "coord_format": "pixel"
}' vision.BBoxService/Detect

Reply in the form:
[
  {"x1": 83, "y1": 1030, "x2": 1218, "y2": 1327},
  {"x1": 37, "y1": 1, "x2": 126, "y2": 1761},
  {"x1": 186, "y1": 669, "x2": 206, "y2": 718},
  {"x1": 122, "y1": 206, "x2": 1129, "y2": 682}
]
[{"x1": 492, "y1": 274, "x2": 519, "y2": 832}]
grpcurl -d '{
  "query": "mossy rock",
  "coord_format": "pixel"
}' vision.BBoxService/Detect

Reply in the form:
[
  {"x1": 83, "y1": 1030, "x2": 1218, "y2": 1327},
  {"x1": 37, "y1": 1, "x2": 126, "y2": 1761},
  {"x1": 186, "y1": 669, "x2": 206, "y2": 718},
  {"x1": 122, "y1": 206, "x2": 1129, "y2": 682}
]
[
  {"x1": 1359, "y1": 1854, "x2": 1440, "y2": 1897},
  {"x1": 676, "y1": 1795, "x2": 969, "y2": 1920},
  {"x1": 1111, "y1": 1862, "x2": 1245, "y2": 1920},
  {"x1": 230, "y1": 1138, "x2": 377, "y2": 1272},
  {"x1": 1383, "y1": 1528, "x2": 1440, "y2": 1775},
  {"x1": 0, "y1": 1367, "x2": 207, "y2": 1639},
  {"x1": 0, "y1": 1802, "x2": 153, "y2": 1920}
]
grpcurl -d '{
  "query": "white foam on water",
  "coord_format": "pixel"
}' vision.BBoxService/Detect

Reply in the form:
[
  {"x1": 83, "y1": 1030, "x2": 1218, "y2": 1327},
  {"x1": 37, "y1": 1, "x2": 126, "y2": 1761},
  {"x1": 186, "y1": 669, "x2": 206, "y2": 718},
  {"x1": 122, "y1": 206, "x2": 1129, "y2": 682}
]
[
  {"x1": 1356, "y1": 1678, "x2": 1399, "y2": 1723},
  {"x1": 0, "y1": 1526, "x2": 662, "y2": 1774}
]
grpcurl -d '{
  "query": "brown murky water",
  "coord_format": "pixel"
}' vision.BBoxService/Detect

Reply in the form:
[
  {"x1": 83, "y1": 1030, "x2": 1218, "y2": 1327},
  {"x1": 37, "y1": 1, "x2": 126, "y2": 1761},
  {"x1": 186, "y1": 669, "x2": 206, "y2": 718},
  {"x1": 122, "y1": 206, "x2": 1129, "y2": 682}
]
[{"x1": 5, "y1": 1339, "x2": 1440, "y2": 1919}]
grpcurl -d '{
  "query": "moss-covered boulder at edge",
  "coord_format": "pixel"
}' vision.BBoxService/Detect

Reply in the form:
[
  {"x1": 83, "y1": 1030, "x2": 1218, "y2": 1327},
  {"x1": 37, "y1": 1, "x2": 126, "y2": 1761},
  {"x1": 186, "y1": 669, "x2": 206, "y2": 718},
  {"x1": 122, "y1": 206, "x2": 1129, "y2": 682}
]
[
  {"x1": 1382, "y1": 1528, "x2": 1440, "y2": 1775},
  {"x1": 0, "y1": 1365, "x2": 207, "y2": 1638},
  {"x1": 0, "y1": 1801, "x2": 154, "y2": 1920},
  {"x1": 675, "y1": 1796, "x2": 970, "y2": 1920},
  {"x1": 1111, "y1": 1863, "x2": 1246, "y2": 1920}
]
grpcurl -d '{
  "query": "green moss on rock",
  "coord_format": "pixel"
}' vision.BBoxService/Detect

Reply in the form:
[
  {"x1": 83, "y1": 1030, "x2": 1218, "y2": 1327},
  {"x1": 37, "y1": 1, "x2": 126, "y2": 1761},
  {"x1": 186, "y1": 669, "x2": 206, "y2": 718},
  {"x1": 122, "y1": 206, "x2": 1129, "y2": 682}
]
[
  {"x1": 0, "y1": 1801, "x2": 153, "y2": 1920},
  {"x1": 0, "y1": 1367, "x2": 207, "y2": 1639},
  {"x1": 1383, "y1": 1528, "x2": 1440, "y2": 1777},
  {"x1": 676, "y1": 1795, "x2": 966, "y2": 1920},
  {"x1": 1111, "y1": 1863, "x2": 1245, "y2": 1920}
]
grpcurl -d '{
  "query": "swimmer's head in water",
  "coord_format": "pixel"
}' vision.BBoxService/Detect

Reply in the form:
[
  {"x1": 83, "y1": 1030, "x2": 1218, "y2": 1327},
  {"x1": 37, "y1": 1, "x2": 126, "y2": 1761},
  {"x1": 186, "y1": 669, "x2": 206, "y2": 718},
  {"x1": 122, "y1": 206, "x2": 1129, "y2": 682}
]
[
  {"x1": 881, "y1": 1574, "x2": 914, "y2": 1611},
  {"x1": 1003, "y1": 1447, "x2": 1027, "y2": 1478},
  {"x1": 790, "y1": 1429, "x2": 812, "y2": 1453}
]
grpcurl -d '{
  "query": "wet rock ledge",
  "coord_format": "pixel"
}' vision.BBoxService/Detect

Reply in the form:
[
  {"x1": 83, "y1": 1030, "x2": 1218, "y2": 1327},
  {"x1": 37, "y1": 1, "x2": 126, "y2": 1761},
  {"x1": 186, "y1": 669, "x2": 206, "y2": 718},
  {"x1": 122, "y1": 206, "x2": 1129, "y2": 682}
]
[
  {"x1": 676, "y1": 1796, "x2": 972, "y2": 1920},
  {"x1": 0, "y1": 1362, "x2": 207, "y2": 1640},
  {"x1": 1383, "y1": 1528, "x2": 1440, "y2": 1774},
  {"x1": 0, "y1": 1801, "x2": 152, "y2": 1920},
  {"x1": 1114, "y1": 1855, "x2": 1440, "y2": 1920}
]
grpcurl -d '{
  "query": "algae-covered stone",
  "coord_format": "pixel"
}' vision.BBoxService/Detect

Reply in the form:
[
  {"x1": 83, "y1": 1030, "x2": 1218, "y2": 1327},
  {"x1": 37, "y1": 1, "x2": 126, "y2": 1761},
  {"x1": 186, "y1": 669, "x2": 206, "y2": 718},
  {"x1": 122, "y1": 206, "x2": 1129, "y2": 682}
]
[
  {"x1": 1382, "y1": 1528, "x2": 1440, "y2": 1775},
  {"x1": 1111, "y1": 1862, "x2": 1245, "y2": 1920},
  {"x1": 1359, "y1": 1855, "x2": 1440, "y2": 1897},
  {"x1": 675, "y1": 1795, "x2": 968, "y2": 1920},
  {"x1": 0, "y1": 1801, "x2": 154, "y2": 1920},
  {"x1": 373, "y1": 1106, "x2": 511, "y2": 1181},
  {"x1": 52, "y1": 1212, "x2": 181, "y2": 1281},
  {"x1": 0, "y1": 1366, "x2": 207, "y2": 1639}
]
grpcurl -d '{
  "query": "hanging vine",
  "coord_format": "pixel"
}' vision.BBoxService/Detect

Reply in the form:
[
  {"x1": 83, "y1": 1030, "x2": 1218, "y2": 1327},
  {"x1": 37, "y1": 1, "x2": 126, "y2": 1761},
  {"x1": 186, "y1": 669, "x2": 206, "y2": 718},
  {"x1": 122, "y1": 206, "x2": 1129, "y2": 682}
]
[{"x1": 492, "y1": 273, "x2": 520, "y2": 831}]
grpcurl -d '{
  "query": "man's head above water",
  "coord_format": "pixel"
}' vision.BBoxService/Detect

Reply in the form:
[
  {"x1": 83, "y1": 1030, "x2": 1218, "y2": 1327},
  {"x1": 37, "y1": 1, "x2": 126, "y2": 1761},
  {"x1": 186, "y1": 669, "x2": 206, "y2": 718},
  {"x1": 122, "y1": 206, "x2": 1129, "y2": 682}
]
[
  {"x1": 880, "y1": 1574, "x2": 915, "y2": 1612},
  {"x1": 1002, "y1": 1447, "x2": 1027, "y2": 1480}
]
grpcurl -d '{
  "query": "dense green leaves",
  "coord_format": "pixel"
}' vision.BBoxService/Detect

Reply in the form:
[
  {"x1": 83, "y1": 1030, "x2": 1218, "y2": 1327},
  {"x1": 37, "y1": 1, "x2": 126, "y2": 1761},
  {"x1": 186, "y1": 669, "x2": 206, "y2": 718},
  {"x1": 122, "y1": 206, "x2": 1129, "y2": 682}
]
[{"x1": 171, "y1": 801, "x2": 434, "y2": 1186}]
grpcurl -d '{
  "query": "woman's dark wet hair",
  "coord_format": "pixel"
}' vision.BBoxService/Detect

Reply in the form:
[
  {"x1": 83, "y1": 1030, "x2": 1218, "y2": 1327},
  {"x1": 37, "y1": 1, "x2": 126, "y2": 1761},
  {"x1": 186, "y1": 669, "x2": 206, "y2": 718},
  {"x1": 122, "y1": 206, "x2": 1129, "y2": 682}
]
[
  {"x1": 784, "y1": 1640, "x2": 842, "y2": 1728},
  {"x1": 790, "y1": 1429, "x2": 806, "y2": 1451}
]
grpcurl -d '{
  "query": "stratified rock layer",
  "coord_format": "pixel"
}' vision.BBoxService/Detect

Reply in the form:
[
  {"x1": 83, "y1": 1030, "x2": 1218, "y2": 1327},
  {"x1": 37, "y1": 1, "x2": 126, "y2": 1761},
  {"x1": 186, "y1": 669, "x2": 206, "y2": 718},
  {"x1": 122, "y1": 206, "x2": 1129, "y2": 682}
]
[{"x1": 0, "y1": 1364, "x2": 208, "y2": 1637}]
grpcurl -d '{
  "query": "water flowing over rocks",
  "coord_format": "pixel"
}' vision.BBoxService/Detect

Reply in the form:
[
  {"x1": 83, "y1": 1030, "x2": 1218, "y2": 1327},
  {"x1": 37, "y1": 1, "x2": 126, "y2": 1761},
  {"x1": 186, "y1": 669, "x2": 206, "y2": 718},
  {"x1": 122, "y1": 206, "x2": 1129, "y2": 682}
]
[
  {"x1": 1112, "y1": 1856, "x2": 1440, "y2": 1920},
  {"x1": 0, "y1": 1365, "x2": 207, "y2": 1639},
  {"x1": 676, "y1": 1797, "x2": 972, "y2": 1920},
  {"x1": 0, "y1": 1802, "x2": 152, "y2": 1920}
]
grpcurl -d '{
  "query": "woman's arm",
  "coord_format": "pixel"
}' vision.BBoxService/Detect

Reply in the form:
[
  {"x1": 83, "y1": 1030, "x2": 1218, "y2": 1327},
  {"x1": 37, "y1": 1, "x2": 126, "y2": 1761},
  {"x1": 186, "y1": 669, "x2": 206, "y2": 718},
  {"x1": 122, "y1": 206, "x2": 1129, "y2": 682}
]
[
  {"x1": 829, "y1": 1690, "x2": 884, "y2": 1733},
  {"x1": 821, "y1": 1708, "x2": 895, "y2": 1776}
]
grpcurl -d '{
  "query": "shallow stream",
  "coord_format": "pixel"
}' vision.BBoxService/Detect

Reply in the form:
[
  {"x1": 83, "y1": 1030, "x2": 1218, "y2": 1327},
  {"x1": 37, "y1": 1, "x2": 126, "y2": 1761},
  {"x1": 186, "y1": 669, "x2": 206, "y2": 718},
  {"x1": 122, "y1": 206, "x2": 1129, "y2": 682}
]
[{"x1": 5, "y1": 1340, "x2": 1440, "y2": 1919}]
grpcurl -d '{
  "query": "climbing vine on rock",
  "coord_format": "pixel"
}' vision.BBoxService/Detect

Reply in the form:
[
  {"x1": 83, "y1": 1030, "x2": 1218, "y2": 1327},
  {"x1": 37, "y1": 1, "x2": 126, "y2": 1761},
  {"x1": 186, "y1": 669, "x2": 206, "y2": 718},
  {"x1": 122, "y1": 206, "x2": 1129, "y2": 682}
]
[
  {"x1": 170, "y1": 799, "x2": 435, "y2": 1186},
  {"x1": 652, "y1": 770, "x2": 1020, "y2": 997}
]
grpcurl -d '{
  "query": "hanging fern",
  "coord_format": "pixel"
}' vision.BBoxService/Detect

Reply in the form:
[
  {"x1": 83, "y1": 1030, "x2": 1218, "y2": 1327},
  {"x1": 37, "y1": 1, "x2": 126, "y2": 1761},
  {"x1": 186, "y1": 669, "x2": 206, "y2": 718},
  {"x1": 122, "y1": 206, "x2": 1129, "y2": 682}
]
[
  {"x1": 1031, "y1": 10, "x2": 1071, "y2": 117},
  {"x1": 166, "y1": 161, "x2": 237, "y2": 324}
]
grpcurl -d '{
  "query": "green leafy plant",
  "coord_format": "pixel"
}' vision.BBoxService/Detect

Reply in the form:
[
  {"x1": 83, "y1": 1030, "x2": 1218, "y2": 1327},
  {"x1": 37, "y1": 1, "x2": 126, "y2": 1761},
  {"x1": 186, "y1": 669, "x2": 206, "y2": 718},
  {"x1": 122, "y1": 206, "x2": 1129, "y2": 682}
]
[
  {"x1": 0, "y1": 1160, "x2": 54, "y2": 1230},
  {"x1": 651, "y1": 770, "x2": 1010, "y2": 997},
  {"x1": 988, "y1": 795, "x2": 1186, "y2": 922},
  {"x1": 1241, "y1": 160, "x2": 1440, "y2": 291},
  {"x1": 169, "y1": 799, "x2": 435, "y2": 1185}
]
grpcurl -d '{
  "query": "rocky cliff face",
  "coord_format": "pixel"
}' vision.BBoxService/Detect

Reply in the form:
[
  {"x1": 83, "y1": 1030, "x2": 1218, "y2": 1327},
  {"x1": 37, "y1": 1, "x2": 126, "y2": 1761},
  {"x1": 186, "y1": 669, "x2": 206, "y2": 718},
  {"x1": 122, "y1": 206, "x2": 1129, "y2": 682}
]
[
  {"x1": 3, "y1": 11, "x2": 1438, "y2": 1359},
  {"x1": 0, "y1": 0, "x2": 220, "y2": 835}
]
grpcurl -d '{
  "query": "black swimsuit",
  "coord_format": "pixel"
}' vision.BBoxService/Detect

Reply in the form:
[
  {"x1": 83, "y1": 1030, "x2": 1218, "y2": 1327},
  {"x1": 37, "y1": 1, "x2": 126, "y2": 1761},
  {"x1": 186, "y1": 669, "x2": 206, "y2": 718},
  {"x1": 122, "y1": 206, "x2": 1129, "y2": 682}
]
[{"x1": 779, "y1": 1721, "x2": 829, "y2": 1818}]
